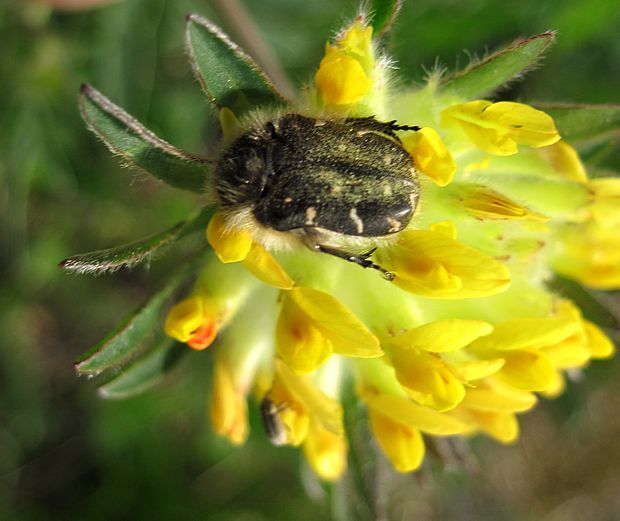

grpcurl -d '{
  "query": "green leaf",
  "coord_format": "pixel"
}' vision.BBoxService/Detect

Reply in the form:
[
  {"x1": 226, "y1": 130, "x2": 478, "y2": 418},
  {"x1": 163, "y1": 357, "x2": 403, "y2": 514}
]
[
  {"x1": 369, "y1": 0, "x2": 402, "y2": 37},
  {"x1": 185, "y1": 14, "x2": 286, "y2": 117},
  {"x1": 60, "y1": 207, "x2": 213, "y2": 275},
  {"x1": 534, "y1": 103, "x2": 620, "y2": 142},
  {"x1": 548, "y1": 276, "x2": 620, "y2": 329},
  {"x1": 440, "y1": 32, "x2": 556, "y2": 98},
  {"x1": 336, "y1": 380, "x2": 378, "y2": 521},
  {"x1": 80, "y1": 84, "x2": 212, "y2": 192},
  {"x1": 75, "y1": 254, "x2": 206, "y2": 376},
  {"x1": 98, "y1": 339, "x2": 185, "y2": 399}
]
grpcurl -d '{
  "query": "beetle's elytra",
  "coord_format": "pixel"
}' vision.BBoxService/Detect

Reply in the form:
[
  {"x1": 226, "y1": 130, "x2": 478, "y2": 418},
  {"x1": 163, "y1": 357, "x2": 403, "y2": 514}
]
[{"x1": 214, "y1": 113, "x2": 420, "y2": 277}]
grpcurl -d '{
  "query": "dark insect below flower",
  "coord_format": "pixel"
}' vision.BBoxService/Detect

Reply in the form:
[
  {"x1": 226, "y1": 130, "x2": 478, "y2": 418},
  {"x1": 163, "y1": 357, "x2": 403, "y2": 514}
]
[{"x1": 260, "y1": 396, "x2": 288, "y2": 446}]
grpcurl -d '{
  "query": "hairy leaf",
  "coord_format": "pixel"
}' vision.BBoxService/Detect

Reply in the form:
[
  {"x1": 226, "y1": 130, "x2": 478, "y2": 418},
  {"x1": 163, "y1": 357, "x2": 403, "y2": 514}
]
[
  {"x1": 60, "y1": 207, "x2": 213, "y2": 275},
  {"x1": 80, "y1": 84, "x2": 212, "y2": 192},
  {"x1": 534, "y1": 103, "x2": 620, "y2": 142},
  {"x1": 185, "y1": 14, "x2": 286, "y2": 117},
  {"x1": 440, "y1": 32, "x2": 555, "y2": 98},
  {"x1": 370, "y1": 0, "x2": 402, "y2": 37},
  {"x1": 98, "y1": 339, "x2": 185, "y2": 399},
  {"x1": 75, "y1": 255, "x2": 205, "y2": 376}
]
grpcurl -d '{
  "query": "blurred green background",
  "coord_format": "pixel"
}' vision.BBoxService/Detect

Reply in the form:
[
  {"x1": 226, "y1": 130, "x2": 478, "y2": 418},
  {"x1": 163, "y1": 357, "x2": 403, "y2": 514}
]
[{"x1": 1, "y1": 0, "x2": 620, "y2": 519}]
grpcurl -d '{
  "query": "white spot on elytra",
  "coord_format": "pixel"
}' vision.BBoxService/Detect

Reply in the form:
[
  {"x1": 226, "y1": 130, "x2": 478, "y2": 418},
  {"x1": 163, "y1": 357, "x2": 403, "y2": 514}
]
[
  {"x1": 284, "y1": 197, "x2": 293, "y2": 203},
  {"x1": 383, "y1": 184, "x2": 393, "y2": 196},
  {"x1": 349, "y1": 208, "x2": 364, "y2": 234},
  {"x1": 387, "y1": 217, "x2": 402, "y2": 232},
  {"x1": 305, "y1": 207, "x2": 317, "y2": 225}
]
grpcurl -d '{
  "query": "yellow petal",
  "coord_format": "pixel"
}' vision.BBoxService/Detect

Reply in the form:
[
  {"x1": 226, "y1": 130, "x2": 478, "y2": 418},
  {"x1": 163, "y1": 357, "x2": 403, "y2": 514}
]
[
  {"x1": 441, "y1": 100, "x2": 560, "y2": 156},
  {"x1": 454, "y1": 358, "x2": 505, "y2": 381},
  {"x1": 209, "y1": 360, "x2": 248, "y2": 445},
  {"x1": 455, "y1": 408, "x2": 519, "y2": 444},
  {"x1": 543, "y1": 330, "x2": 591, "y2": 368},
  {"x1": 462, "y1": 385, "x2": 537, "y2": 413},
  {"x1": 289, "y1": 287, "x2": 382, "y2": 358},
  {"x1": 539, "y1": 370, "x2": 566, "y2": 399},
  {"x1": 387, "y1": 347, "x2": 466, "y2": 411},
  {"x1": 242, "y1": 243, "x2": 294, "y2": 289},
  {"x1": 362, "y1": 392, "x2": 470, "y2": 435},
  {"x1": 276, "y1": 294, "x2": 333, "y2": 374},
  {"x1": 369, "y1": 409, "x2": 425, "y2": 473},
  {"x1": 402, "y1": 127, "x2": 457, "y2": 186},
  {"x1": 303, "y1": 421, "x2": 347, "y2": 481},
  {"x1": 461, "y1": 187, "x2": 549, "y2": 221},
  {"x1": 337, "y1": 19, "x2": 373, "y2": 60},
  {"x1": 164, "y1": 295, "x2": 205, "y2": 343},
  {"x1": 584, "y1": 320, "x2": 615, "y2": 359},
  {"x1": 588, "y1": 177, "x2": 620, "y2": 228},
  {"x1": 498, "y1": 349, "x2": 555, "y2": 391},
  {"x1": 485, "y1": 102, "x2": 560, "y2": 147},
  {"x1": 390, "y1": 319, "x2": 493, "y2": 353},
  {"x1": 540, "y1": 140, "x2": 588, "y2": 183},
  {"x1": 376, "y1": 229, "x2": 511, "y2": 299},
  {"x1": 164, "y1": 295, "x2": 219, "y2": 350},
  {"x1": 553, "y1": 223, "x2": 620, "y2": 289},
  {"x1": 429, "y1": 220, "x2": 457, "y2": 239},
  {"x1": 206, "y1": 211, "x2": 252, "y2": 263},
  {"x1": 469, "y1": 316, "x2": 581, "y2": 352},
  {"x1": 275, "y1": 360, "x2": 344, "y2": 435},
  {"x1": 315, "y1": 51, "x2": 371, "y2": 106}
]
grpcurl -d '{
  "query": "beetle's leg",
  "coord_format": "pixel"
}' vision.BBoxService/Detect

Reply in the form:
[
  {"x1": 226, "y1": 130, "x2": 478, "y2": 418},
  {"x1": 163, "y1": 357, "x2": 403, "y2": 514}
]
[
  {"x1": 344, "y1": 117, "x2": 420, "y2": 138},
  {"x1": 388, "y1": 122, "x2": 421, "y2": 132},
  {"x1": 312, "y1": 243, "x2": 395, "y2": 281}
]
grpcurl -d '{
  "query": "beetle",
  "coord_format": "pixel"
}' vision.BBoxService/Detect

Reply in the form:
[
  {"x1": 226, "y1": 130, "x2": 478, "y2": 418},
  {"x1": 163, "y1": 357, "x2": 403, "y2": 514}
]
[
  {"x1": 260, "y1": 396, "x2": 288, "y2": 446},
  {"x1": 213, "y1": 113, "x2": 420, "y2": 278}
]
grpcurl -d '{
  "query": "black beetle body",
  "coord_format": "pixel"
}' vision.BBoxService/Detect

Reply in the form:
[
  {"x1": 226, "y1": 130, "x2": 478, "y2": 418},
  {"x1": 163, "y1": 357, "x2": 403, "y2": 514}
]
[{"x1": 214, "y1": 113, "x2": 420, "y2": 276}]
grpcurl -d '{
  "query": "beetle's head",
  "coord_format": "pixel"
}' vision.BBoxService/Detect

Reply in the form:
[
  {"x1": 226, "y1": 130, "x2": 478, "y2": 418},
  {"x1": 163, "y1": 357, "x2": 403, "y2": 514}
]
[{"x1": 214, "y1": 129, "x2": 274, "y2": 208}]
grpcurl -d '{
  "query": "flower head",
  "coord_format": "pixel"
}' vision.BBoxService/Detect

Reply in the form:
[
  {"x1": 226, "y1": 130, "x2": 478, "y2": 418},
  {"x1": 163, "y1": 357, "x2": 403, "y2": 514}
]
[{"x1": 72, "y1": 8, "x2": 619, "y2": 482}]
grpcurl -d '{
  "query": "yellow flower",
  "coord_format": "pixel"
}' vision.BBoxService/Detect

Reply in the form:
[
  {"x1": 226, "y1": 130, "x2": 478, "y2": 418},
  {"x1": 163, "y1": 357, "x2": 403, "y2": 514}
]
[
  {"x1": 401, "y1": 127, "x2": 457, "y2": 186},
  {"x1": 276, "y1": 287, "x2": 382, "y2": 374},
  {"x1": 303, "y1": 420, "x2": 348, "y2": 481},
  {"x1": 374, "y1": 228, "x2": 511, "y2": 298},
  {"x1": 383, "y1": 319, "x2": 494, "y2": 411},
  {"x1": 361, "y1": 385, "x2": 471, "y2": 472},
  {"x1": 207, "y1": 211, "x2": 294, "y2": 290},
  {"x1": 315, "y1": 19, "x2": 374, "y2": 107},
  {"x1": 441, "y1": 100, "x2": 561, "y2": 155},
  {"x1": 164, "y1": 295, "x2": 219, "y2": 350},
  {"x1": 209, "y1": 358, "x2": 249, "y2": 445},
  {"x1": 156, "y1": 14, "x2": 619, "y2": 481}
]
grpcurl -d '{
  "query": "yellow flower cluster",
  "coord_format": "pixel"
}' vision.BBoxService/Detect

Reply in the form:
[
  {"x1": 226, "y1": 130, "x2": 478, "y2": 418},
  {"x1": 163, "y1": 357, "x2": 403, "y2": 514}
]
[{"x1": 164, "y1": 16, "x2": 618, "y2": 479}]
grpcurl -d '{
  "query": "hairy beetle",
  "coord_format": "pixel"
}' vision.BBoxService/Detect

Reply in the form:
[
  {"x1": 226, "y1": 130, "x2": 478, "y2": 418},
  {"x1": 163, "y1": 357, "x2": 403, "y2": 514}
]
[{"x1": 213, "y1": 113, "x2": 420, "y2": 278}]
